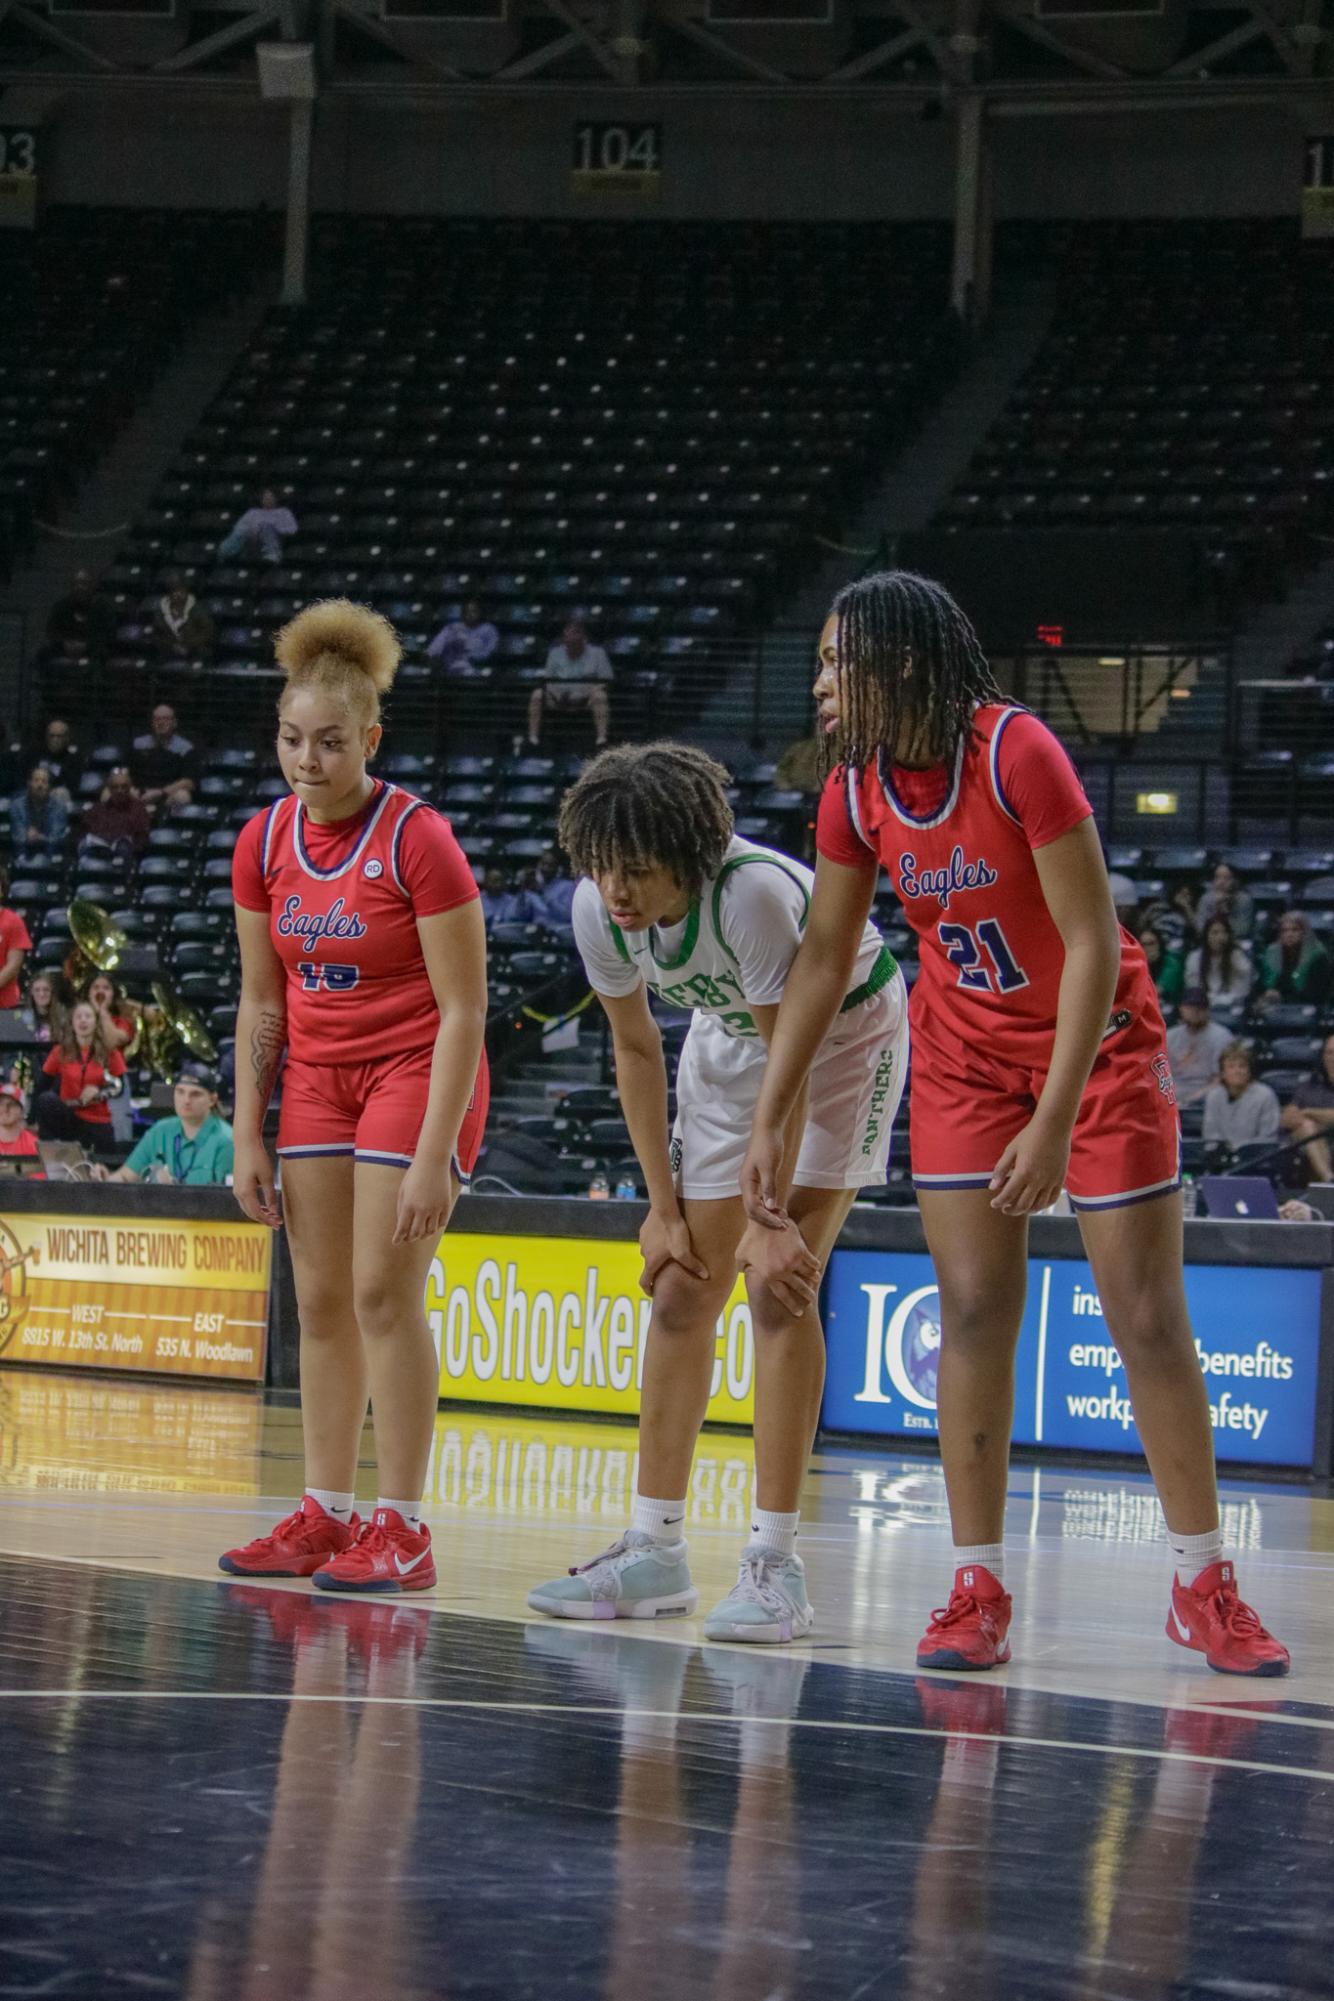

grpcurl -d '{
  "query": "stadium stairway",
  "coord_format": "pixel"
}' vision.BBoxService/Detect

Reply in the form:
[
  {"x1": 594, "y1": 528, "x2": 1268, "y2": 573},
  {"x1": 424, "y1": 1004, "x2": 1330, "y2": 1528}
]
[
  {"x1": 693, "y1": 273, "x2": 1060, "y2": 753},
  {"x1": 6, "y1": 266, "x2": 279, "y2": 717}
]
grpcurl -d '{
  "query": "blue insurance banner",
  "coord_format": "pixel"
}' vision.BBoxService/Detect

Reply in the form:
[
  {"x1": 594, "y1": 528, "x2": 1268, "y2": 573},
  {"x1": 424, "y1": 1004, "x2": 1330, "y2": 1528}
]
[{"x1": 822, "y1": 1250, "x2": 1323, "y2": 1468}]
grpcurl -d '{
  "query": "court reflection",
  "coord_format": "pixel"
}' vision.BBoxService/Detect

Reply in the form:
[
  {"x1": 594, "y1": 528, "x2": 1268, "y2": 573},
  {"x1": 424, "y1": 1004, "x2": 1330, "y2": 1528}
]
[{"x1": 190, "y1": 1589, "x2": 431, "y2": 2001}]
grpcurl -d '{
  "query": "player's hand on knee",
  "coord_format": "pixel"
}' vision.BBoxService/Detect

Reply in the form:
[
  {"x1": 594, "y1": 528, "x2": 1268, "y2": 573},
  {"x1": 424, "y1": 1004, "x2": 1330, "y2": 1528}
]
[
  {"x1": 740, "y1": 1122, "x2": 789, "y2": 1230},
  {"x1": 639, "y1": 1206, "x2": 709, "y2": 1295},
  {"x1": 737, "y1": 1216, "x2": 821, "y2": 1318},
  {"x1": 989, "y1": 1116, "x2": 1070, "y2": 1216}
]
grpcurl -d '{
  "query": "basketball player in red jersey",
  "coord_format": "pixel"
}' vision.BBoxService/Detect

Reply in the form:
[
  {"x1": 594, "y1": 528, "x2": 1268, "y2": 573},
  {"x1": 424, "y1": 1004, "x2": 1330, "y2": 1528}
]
[
  {"x1": 742, "y1": 572, "x2": 1288, "y2": 1677},
  {"x1": 220, "y1": 601, "x2": 488, "y2": 1593}
]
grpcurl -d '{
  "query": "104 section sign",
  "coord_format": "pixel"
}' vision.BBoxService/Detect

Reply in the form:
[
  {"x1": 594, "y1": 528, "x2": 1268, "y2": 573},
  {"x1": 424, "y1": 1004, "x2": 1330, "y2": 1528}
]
[{"x1": 0, "y1": 1215, "x2": 271, "y2": 1382}]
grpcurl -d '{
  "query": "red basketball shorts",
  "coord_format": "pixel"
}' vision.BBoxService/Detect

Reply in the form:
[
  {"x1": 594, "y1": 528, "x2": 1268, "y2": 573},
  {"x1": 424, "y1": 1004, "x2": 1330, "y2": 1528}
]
[
  {"x1": 909, "y1": 1000, "x2": 1180, "y2": 1212},
  {"x1": 277, "y1": 1044, "x2": 490, "y2": 1183}
]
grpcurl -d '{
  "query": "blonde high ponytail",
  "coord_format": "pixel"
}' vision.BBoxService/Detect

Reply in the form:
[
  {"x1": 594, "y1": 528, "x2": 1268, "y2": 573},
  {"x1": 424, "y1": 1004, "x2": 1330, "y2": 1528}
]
[{"x1": 274, "y1": 599, "x2": 400, "y2": 730}]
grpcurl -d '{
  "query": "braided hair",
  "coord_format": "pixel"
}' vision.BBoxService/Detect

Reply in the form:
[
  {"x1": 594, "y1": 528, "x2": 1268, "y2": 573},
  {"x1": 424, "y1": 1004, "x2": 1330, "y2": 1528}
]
[
  {"x1": 557, "y1": 742, "x2": 735, "y2": 901},
  {"x1": 828, "y1": 570, "x2": 1002, "y2": 772}
]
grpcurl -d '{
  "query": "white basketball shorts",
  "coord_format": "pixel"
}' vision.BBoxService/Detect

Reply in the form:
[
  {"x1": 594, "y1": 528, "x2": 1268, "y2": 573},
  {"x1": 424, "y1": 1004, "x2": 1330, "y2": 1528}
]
[{"x1": 669, "y1": 978, "x2": 908, "y2": 1201}]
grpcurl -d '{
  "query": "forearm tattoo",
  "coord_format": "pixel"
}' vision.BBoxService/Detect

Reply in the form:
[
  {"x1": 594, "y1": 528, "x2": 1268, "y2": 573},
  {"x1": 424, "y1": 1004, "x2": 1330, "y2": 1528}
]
[{"x1": 250, "y1": 1008, "x2": 287, "y2": 1108}]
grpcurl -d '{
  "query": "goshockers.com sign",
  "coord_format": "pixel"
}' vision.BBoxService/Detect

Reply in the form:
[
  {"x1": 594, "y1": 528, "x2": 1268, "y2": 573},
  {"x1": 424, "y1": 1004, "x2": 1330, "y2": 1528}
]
[
  {"x1": 429, "y1": 1233, "x2": 754, "y2": 1426},
  {"x1": 0, "y1": 1213, "x2": 270, "y2": 1383},
  {"x1": 822, "y1": 1249, "x2": 1323, "y2": 1468}
]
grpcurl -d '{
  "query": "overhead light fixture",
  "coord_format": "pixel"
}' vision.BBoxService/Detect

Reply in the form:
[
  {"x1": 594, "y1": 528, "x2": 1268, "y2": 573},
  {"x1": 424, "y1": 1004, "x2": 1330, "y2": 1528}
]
[
  {"x1": 1098, "y1": 655, "x2": 1127, "y2": 667},
  {"x1": 1136, "y1": 791, "x2": 1178, "y2": 815}
]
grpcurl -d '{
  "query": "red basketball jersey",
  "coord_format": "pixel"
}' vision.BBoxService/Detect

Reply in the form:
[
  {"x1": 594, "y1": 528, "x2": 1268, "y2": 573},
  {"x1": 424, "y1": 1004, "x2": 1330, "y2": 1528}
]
[
  {"x1": 816, "y1": 704, "x2": 1155, "y2": 1063},
  {"x1": 232, "y1": 780, "x2": 479, "y2": 1066}
]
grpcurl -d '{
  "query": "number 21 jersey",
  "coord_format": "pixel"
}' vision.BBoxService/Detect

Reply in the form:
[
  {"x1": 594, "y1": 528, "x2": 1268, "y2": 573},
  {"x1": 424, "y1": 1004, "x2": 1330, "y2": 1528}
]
[
  {"x1": 232, "y1": 780, "x2": 479, "y2": 1066},
  {"x1": 816, "y1": 704, "x2": 1155, "y2": 1066}
]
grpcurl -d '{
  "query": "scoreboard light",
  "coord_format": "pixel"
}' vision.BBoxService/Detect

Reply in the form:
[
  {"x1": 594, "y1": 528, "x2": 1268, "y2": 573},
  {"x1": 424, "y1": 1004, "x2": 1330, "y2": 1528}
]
[
  {"x1": 1136, "y1": 791, "x2": 1179, "y2": 816},
  {"x1": 1036, "y1": 624, "x2": 1065, "y2": 648}
]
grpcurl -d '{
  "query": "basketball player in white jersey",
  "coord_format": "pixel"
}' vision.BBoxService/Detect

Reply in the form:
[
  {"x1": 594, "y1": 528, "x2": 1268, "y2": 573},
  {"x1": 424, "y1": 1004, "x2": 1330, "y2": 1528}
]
[{"x1": 527, "y1": 742, "x2": 908, "y2": 1642}]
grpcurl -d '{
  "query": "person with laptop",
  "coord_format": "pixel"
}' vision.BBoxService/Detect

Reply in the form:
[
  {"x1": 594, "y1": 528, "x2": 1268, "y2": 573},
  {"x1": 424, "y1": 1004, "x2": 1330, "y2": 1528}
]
[
  {"x1": 1202, "y1": 1041, "x2": 1280, "y2": 1152},
  {"x1": 0, "y1": 1082, "x2": 39, "y2": 1163},
  {"x1": 91, "y1": 1064, "x2": 232, "y2": 1186}
]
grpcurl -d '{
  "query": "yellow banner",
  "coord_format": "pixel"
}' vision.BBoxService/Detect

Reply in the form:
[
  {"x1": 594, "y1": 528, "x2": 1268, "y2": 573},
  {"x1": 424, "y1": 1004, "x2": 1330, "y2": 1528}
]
[
  {"x1": 429, "y1": 1232, "x2": 754, "y2": 1426},
  {"x1": 0, "y1": 1212, "x2": 271, "y2": 1382}
]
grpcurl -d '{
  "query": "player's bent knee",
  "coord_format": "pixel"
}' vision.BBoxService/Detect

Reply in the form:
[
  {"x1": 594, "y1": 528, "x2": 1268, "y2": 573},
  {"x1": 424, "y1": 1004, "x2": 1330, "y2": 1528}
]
[{"x1": 650, "y1": 1266, "x2": 721, "y2": 1343}]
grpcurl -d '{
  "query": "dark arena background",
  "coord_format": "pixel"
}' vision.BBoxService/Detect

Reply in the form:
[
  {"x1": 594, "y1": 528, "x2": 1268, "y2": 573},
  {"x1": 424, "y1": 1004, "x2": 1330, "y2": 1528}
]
[{"x1": 2, "y1": 5, "x2": 1334, "y2": 1996}]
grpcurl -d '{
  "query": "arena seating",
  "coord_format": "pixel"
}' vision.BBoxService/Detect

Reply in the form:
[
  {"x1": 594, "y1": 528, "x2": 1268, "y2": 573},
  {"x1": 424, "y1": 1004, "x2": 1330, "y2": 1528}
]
[
  {"x1": 90, "y1": 216, "x2": 959, "y2": 736},
  {"x1": 0, "y1": 208, "x2": 278, "y2": 583},
  {"x1": 936, "y1": 219, "x2": 1334, "y2": 600}
]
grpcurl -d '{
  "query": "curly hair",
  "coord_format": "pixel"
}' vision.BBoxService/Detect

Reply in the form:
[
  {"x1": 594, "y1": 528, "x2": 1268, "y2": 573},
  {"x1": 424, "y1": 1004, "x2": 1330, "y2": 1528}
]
[
  {"x1": 557, "y1": 742, "x2": 735, "y2": 901},
  {"x1": 826, "y1": 569, "x2": 1002, "y2": 772},
  {"x1": 274, "y1": 599, "x2": 401, "y2": 730}
]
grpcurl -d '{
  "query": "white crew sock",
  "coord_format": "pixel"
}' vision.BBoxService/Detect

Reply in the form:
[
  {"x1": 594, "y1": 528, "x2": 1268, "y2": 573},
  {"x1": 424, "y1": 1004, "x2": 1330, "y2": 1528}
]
[
  {"x1": 1166, "y1": 1525, "x2": 1224, "y2": 1586},
  {"x1": 305, "y1": 1487, "x2": 355, "y2": 1522},
  {"x1": 376, "y1": 1497, "x2": 424, "y2": 1533},
  {"x1": 631, "y1": 1493, "x2": 687, "y2": 1544},
  {"x1": 749, "y1": 1507, "x2": 799, "y2": 1559},
  {"x1": 953, "y1": 1542, "x2": 1006, "y2": 1584}
]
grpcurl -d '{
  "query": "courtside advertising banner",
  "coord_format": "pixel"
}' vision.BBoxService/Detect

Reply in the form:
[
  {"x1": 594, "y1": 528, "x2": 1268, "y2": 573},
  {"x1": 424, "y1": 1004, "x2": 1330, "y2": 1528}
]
[
  {"x1": 430, "y1": 1232, "x2": 754, "y2": 1426},
  {"x1": 0, "y1": 1212, "x2": 271, "y2": 1383},
  {"x1": 822, "y1": 1250, "x2": 1323, "y2": 1468}
]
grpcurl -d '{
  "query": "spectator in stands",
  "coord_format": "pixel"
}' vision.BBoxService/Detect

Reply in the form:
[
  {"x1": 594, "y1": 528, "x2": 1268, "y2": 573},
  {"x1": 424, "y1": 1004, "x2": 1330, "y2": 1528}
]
[
  {"x1": 26, "y1": 718, "x2": 84, "y2": 807},
  {"x1": 527, "y1": 618, "x2": 612, "y2": 751},
  {"x1": 151, "y1": 573, "x2": 215, "y2": 665},
  {"x1": 1138, "y1": 923, "x2": 1184, "y2": 1009},
  {"x1": 479, "y1": 866, "x2": 538, "y2": 931},
  {"x1": 35, "y1": 998, "x2": 126, "y2": 1157},
  {"x1": 0, "y1": 1082, "x2": 38, "y2": 1163},
  {"x1": 1257, "y1": 910, "x2": 1332, "y2": 1007},
  {"x1": 1166, "y1": 986, "x2": 1231, "y2": 1108},
  {"x1": 0, "y1": 867, "x2": 32, "y2": 1011},
  {"x1": 1196, "y1": 861, "x2": 1254, "y2": 942},
  {"x1": 218, "y1": 486, "x2": 297, "y2": 565},
  {"x1": 533, "y1": 846, "x2": 576, "y2": 934},
  {"x1": 9, "y1": 766, "x2": 68, "y2": 857},
  {"x1": 1281, "y1": 1031, "x2": 1334, "y2": 1185},
  {"x1": 84, "y1": 972, "x2": 135, "y2": 1057},
  {"x1": 427, "y1": 599, "x2": 499, "y2": 673},
  {"x1": 1184, "y1": 914, "x2": 1252, "y2": 1012},
  {"x1": 92, "y1": 1065, "x2": 232, "y2": 1186},
  {"x1": 19, "y1": 971, "x2": 63, "y2": 1047},
  {"x1": 1169, "y1": 880, "x2": 1200, "y2": 941},
  {"x1": 1202, "y1": 1040, "x2": 1280, "y2": 1152},
  {"x1": 80, "y1": 765, "x2": 151, "y2": 861},
  {"x1": 131, "y1": 704, "x2": 198, "y2": 815},
  {"x1": 45, "y1": 569, "x2": 115, "y2": 667}
]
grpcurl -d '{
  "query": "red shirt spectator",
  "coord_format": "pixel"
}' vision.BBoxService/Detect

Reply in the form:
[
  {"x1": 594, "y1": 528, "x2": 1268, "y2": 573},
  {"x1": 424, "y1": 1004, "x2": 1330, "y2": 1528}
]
[
  {"x1": 42, "y1": 1037, "x2": 126, "y2": 1127},
  {"x1": 0, "y1": 868, "x2": 32, "y2": 1007},
  {"x1": 0, "y1": 1082, "x2": 38, "y2": 1158}
]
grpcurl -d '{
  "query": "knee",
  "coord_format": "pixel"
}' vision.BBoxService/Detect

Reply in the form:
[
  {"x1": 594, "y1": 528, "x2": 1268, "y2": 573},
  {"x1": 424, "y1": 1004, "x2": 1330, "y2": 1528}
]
[
  {"x1": 353, "y1": 1279, "x2": 415, "y2": 1341},
  {"x1": 1105, "y1": 1292, "x2": 1189, "y2": 1365},
  {"x1": 650, "y1": 1268, "x2": 718, "y2": 1344},
  {"x1": 296, "y1": 1284, "x2": 354, "y2": 1340},
  {"x1": 940, "y1": 1280, "x2": 1023, "y2": 1358},
  {"x1": 744, "y1": 1274, "x2": 809, "y2": 1342}
]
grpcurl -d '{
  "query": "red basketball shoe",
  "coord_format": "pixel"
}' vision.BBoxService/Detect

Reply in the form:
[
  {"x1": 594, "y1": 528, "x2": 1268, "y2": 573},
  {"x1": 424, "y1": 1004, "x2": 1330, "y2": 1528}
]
[
  {"x1": 218, "y1": 1495, "x2": 360, "y2": 1578},
  {"x1": 1167, "y1": 1560, "x2": 1290, "y2": 1677},
  {"x1": 312, "y1": 1508, "x2": 437, "y2": 1594},
  {"x1": 916, "y1": 1565, "x2": 1013, "y2": 1672}
]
